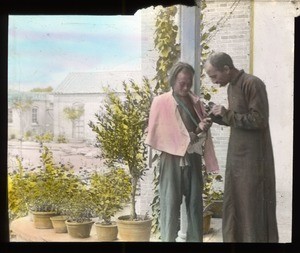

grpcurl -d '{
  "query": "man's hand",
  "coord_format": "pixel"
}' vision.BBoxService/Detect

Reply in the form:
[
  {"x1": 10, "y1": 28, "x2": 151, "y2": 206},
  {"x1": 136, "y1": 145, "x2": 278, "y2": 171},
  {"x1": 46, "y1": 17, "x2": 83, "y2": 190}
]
[
  {"x1": 211, "y1": 105, "x2": 227, "y2": 117},
  {"x1": 189, "y1": 132, "x2": 199, "y2": 144},
  {"x1": 199, "y1": 117, "x2": 212, "y2": 132}
]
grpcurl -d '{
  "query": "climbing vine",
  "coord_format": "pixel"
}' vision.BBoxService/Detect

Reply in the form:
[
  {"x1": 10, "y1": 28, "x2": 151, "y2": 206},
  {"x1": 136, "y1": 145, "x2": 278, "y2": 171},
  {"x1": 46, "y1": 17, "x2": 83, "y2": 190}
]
[
  {"x1": 199, "y1": 0, "x2": 240, "y2": 100},
  {"x1": 153, "y1": 5, "x2": 180, "y2": 95}
]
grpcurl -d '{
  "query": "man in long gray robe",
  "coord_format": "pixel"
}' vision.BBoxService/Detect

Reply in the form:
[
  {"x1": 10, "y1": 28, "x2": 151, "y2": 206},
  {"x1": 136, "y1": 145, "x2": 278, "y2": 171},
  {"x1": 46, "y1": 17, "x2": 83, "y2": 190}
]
[{"x1": 204, "y1": 52, "x2": 279, "y2": 242}]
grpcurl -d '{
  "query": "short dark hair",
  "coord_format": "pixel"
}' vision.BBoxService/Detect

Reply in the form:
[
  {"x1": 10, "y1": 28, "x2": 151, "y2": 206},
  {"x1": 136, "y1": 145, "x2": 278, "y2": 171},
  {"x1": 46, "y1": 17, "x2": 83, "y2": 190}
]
[
  {"x1": 207, "y1": 52, "x2": 235, "y2": 71},
  {"x1": 168, "y1": 62, "x2": 195, "y2": 87}
]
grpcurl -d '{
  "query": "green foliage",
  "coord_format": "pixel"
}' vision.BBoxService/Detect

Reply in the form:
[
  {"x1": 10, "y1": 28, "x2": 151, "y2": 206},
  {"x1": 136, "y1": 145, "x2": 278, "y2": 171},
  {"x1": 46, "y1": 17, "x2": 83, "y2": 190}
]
[
  {"x1": 35, "y1": 131, "x2": 54, "y2": 143},
  {"x1": 8, "y1": 146, "x2": 80, "y2": 221},
  {"x1": 63, "y1": 105, "x2": 84, "y2": 121},
  {"x1": 90, "y1": 168, "x2": 131, "y2": 224},
  {"x1": 24, "y1": 130, "x2": 33, "y2": 141},
  {"x1": 11, "y1": 97, "x2": 33, "y2": 112},
  {"x1": 153, "y1": 6, "x2": 180, "y2": 94},
  {"x1": 202, "y1": 167, "x2": 223, "y2": 206},
  {"x1": 27, "y1": 146, "x2": 78, "y2": 212},
  {"x1": 89, "y1": 79, "x2": 152, "y2": 220},
  {"x1": 8, "y1": 157, "x2": 32, "y2": 220},
  {"x1": 149, "y1": 153, "x2": 160, "y2": 235},
  {"x1": 150, "y1": 6, "x2": 181, "y2": 236},
  {"x1": 56, "y1": 134, "x2": 68, "y2": 143},
  {"x1": 199, "y1": 0, "x2": 218, "y2": 100},
  {"x1": 30, "y1": 86, "x2": 53, "y2": 92},
  {"x1": 62, "y1": 178, "x2": 94, "y2": 223}
]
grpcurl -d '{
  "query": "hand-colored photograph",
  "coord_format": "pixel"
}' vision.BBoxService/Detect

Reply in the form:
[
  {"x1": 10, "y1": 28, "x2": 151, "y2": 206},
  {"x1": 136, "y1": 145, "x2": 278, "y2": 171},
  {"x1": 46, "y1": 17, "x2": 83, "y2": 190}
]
[{"x1": 6, "y1": 0, "x2": 297, "y2": 244}]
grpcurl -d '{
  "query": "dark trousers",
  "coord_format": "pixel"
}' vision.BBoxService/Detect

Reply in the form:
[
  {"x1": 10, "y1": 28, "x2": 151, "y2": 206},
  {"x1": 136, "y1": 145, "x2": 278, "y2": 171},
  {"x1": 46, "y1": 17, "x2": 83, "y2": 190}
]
[{"x1": 159, "y1": 152, "x2": 203, "y2": 242}]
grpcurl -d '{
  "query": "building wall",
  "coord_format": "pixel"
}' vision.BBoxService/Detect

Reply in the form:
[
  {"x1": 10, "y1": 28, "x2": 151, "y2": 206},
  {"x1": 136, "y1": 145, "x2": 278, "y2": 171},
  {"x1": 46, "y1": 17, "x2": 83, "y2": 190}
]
[
  {"x1": 252, "y1": 0, "x2": 299, "y2": 192},
  {"x1": 8, "y1": 93, "x2": 53, "y2": 139},
  {"x1": 52, "y1": 93, "x2": 104, "y2": 142}
]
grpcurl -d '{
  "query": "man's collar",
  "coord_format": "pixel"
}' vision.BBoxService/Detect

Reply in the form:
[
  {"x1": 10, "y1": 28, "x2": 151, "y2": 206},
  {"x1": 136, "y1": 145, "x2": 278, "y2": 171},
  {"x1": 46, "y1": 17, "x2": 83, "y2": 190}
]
[{"x1": 230, "y1": 69, "x2": 244, "y2": 85}]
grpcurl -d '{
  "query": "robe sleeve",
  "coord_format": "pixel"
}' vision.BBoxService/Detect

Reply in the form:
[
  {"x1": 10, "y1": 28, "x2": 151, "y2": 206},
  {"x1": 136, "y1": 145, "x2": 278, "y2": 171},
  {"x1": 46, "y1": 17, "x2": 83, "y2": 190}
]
[
  {"x1": 222, "y1": 78, "x2": 269, "y2": 130},
  {"x1": 210, "y1": 114, "x2": 229, "y2": 126}
]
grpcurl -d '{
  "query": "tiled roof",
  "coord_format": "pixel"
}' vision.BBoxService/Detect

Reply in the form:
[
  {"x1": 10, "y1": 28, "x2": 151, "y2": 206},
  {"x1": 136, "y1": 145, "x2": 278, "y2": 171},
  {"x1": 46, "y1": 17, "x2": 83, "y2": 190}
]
[{"x1": 53, "y1": 71, "x2": 142, "y2": 94}]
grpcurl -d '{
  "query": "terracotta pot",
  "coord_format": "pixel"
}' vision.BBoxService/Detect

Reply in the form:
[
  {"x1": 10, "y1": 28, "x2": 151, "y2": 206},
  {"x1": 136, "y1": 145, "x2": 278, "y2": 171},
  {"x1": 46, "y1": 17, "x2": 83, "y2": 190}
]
[
  {"x1": 65, "y1": 220, "x2": 94, "y2": 238},
  {"x1": 95, "y1": 221, "x2": 118, "y2": 241},
  {"x1": 50, "y1": 215, "x2": 68, "y2": 233},
  {"x1": 31, "y1": 211, "x2": 57, "y2": 229},
  {"x1": 204, "y1": 200, "x2": 223, "y2": 218},
  {"x1": 117, "y1": 215, "x2": 152, "y2": 242},
  {"x1": 211, "y1": 200, "x2": 223, "y2": 218},
  {"x1": 203, "y1": 211, "x2": 213, "y2": 234}
]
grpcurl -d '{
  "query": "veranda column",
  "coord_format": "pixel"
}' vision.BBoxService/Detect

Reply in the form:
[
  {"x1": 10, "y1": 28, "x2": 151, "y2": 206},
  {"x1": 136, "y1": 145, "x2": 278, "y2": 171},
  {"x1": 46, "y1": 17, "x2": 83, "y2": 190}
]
[{"x1": 176, "y1": 4, "x2": 201, "y2": 242}]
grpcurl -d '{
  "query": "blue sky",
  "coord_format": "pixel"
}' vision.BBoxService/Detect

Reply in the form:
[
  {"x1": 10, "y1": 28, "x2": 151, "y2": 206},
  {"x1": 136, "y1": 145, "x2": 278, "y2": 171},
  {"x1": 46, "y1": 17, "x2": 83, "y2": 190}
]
[{"x1": 8, "y1": 14, "x2": 141, "y2": 91}]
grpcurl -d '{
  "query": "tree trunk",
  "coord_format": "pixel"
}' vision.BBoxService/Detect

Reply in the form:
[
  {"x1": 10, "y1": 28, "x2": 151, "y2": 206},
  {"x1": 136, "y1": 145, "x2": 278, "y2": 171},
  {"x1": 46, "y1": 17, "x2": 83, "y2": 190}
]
[{"x1": 130, "y1": 177, "x2": 138, "y2": 220}]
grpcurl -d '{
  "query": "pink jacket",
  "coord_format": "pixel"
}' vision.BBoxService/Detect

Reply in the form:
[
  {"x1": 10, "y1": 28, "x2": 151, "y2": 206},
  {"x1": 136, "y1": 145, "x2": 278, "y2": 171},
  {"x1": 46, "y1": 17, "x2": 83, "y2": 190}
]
[{"x1": 145, "y1": 91, "x2": 219, "y2": 173}]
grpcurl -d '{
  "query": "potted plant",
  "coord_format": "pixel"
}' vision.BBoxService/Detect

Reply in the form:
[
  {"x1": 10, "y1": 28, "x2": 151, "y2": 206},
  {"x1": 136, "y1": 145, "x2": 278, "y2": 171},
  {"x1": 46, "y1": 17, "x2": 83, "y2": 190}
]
[
  {"x1": 8, "y1": 146, "x2": 83, "y2": 230},
  {"x1": 203, "y1": 167, "x2": 224, "y2": 219},
  {"x1": 90, "y1": 167, "x2": 131, "y2": 241},
  {"x1": 48, "y1": 160, "x2": 81, "y2": 233},
  {"x1": 26, "y1": 146, "x2": 86, "y2": 229},
  {"x1": 89, "y1": 79, "x2": 153, "y2": 241},
  {"x1": 63, "y1": 174, "x2": 95, "y2": 239}
]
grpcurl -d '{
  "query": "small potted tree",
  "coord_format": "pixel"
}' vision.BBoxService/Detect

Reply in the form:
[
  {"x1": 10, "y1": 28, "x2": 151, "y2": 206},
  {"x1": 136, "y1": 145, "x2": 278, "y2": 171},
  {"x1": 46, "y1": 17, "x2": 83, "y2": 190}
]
[
  {"x1": 63, "y1": 174, "x2": 95, "y2": 239},
  {"x1": 89, "y1": 79, "x2": 153, "y2": 241},
  {"x1": 90, "y1": 167, "x2": 131, "y2": 241}
]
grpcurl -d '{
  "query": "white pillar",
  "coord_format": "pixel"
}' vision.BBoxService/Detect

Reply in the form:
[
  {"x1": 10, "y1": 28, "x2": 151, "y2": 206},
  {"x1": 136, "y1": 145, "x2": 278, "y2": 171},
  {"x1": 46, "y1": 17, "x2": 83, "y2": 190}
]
[
  {"x1": 176, "y1": 5, "x2": 201, "y2": 242},
  {"x1": 179, "y1": 5, "x2": 201, "y2": 96}
]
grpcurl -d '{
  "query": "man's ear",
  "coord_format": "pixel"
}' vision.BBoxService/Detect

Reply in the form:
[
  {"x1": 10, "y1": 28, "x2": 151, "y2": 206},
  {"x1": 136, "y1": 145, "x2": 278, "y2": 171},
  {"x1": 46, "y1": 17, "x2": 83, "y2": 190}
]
[{"x1": 223, "y1": 65, "x2": 230, "y2": 73}]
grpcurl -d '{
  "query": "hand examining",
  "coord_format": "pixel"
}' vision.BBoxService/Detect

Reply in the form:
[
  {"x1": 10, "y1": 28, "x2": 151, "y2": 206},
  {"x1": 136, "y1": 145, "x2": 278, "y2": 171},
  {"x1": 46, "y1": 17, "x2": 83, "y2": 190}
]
[{"x1": 211, "y1": 104, "x2": 227, "y2": 117}]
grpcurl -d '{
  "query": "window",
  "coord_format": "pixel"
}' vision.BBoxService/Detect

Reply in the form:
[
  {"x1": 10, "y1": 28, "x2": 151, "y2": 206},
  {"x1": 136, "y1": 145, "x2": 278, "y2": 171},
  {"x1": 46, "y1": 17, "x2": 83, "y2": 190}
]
[{"x1": 32, "y1": 107, "x2": 38, "y2": 124}]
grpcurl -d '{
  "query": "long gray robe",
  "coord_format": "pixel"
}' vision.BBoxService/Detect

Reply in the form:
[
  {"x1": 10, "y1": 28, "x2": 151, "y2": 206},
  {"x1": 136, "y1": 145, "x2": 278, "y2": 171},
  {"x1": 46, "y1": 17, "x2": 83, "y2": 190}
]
[{"x1": 212, "y1": 70, "x2": 279, "y2": 242}]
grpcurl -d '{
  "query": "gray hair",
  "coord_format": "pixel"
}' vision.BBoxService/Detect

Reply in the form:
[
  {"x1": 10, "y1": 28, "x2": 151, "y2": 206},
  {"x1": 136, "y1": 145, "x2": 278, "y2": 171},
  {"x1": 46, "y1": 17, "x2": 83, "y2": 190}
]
[
  {"x1": 168, "y1": 62, "x2": 195, "y2": 88},
  {"x1": 206, "y1": 52, "x2": 235, "y2": 71}
]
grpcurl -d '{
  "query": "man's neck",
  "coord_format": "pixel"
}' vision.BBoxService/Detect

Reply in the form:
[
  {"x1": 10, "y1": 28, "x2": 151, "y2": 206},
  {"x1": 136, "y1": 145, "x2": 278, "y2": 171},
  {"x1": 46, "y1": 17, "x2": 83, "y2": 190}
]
[{"x1": 230, "y1": 68, "x2": 240, "y2": 82}]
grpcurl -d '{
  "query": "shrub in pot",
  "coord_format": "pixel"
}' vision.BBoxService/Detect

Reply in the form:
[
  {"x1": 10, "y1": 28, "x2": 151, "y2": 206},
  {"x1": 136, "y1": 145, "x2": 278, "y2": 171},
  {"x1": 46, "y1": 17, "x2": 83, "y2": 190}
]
[
  {"x1": 90, "y1": 168, "x2": 131, "y2": 241},
  {"x1": 28, "y1": 146, "x2": 84, "y2": 229},
  {"x1": 89, "y1": 80, "x2": 153, "y2": 241},
  {"x1": 8, "y1": 146, "x2": 82, "y2": 229},
  {"x1": 202, "y1": 167, "x2": 224, "y2": 218},
  {"x1": 8, "y1": 156, "x2": 35, "y2": 222},
  {"x1": 62, "y1": 172, "x2": 95, "y2": 238}
]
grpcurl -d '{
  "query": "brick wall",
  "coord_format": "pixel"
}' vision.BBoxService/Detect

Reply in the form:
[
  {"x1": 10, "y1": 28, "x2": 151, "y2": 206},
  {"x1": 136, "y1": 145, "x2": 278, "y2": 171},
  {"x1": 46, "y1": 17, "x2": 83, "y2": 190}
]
[{"x1": 202, "y1": 0, "x2": 251, "y2": 171}]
